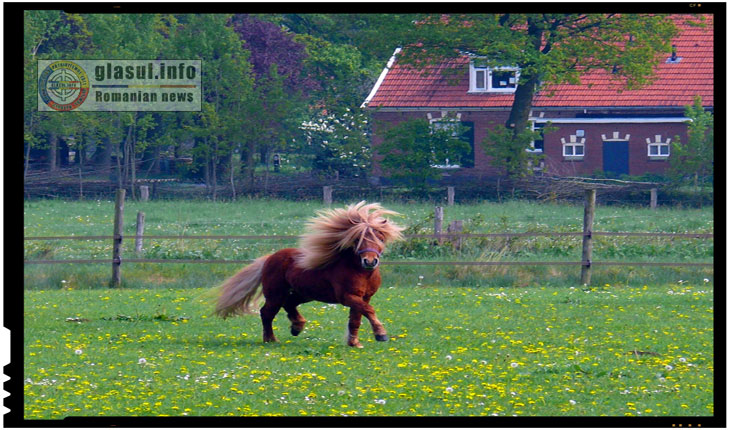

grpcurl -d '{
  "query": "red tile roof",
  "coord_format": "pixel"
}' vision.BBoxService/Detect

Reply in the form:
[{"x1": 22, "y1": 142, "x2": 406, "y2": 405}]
[{"x1": 365, "y1": 15, "x2": 713, "y2": 109}]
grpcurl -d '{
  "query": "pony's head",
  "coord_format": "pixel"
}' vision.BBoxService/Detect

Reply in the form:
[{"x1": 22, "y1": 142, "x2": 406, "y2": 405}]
[
  {"x1": 295, "y1": 201, "x2": 405, "y2": 271},
  {"x1": 356, "y1": 229, "x2": 385, "y2": 270}
]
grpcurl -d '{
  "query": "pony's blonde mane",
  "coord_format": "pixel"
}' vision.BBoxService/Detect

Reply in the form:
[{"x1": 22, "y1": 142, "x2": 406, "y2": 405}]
[{"x1": 295, "y1": 201, "x2": 404, "y2": 271}]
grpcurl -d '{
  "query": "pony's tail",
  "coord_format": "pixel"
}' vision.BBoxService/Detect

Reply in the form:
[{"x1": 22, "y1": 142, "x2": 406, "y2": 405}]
[{"x1": 214, "y1": 255, "x2": 270, "y2": 318}]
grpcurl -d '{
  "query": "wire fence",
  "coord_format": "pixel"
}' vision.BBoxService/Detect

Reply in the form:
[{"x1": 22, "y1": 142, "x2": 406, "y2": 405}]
[
  {"x1": 23, "y1": 231, "x2": 715, "y2": 241},
  {"x1": 23, "y1": 231, "x2": 714, "y2": 267},
  {"x1": 23, "y1": 188, "x2": 714, "y2": 293}
]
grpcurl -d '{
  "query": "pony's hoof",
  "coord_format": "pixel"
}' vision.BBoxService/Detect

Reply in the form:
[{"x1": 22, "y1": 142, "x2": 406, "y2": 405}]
[{"x1": 375, "y1": 334, "x2": 388, "y2": 342}]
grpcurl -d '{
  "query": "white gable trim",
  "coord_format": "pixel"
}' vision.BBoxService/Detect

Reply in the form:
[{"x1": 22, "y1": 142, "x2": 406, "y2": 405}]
[{"x1": 361, "y1": 47, "x2": 402, "y2": 108}]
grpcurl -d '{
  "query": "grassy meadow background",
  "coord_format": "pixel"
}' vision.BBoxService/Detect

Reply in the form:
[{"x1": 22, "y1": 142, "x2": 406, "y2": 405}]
[{"x1": 22, "y1": 198, "x2": 714, "y2": 418}]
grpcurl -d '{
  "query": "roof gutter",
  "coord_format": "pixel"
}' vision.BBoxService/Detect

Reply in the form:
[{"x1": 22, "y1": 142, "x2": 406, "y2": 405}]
[
  {"x1": 361, "y1": 47, "x2": 402, "y2": 109},
  {"x1": 533, "y1": 117, "x2": 692, "y2": 124},
  {"x1": 367, "y1": 106, "x2": 698, "y2": 113}
]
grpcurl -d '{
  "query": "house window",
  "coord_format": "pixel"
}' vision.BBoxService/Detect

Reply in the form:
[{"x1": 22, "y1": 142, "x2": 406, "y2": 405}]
[
  {"x1": 646, "y1": 135, "x2": 670, "y2": 159},
  {"x1": 469, "y1": 61, "x2": 519, "y2": 93},
  {"x1": 427, "y1": 113, "x2": 474, "y2": 168},
  {"x1": 564, "y1": 144, "x2": 584, "y2": 157},
  {"x1": 561, "y1": 135, "x2": 585, "y2": 160},
  {"x1": 528, "y1": 121, "x2": 545, "y2": 153}
]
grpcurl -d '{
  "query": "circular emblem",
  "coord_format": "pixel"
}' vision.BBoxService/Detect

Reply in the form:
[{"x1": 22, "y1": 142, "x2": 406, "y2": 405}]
[{"x1": 38, "y1": 61, "x2": 90, "y2": 111}]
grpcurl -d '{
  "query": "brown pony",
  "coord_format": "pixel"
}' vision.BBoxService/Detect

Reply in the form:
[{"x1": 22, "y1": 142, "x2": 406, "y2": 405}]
[{"x1": 214, "y1": 201, "x2": 404, "y2": 348}]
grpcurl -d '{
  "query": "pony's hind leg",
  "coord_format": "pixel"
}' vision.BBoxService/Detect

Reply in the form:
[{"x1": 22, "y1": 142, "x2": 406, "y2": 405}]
[
  {"x1": 259, "y1": 299, "x2": 282, "y2": 343},
  {"x1": 283, "y1": 292, "x2": 309, "y2": 336}
]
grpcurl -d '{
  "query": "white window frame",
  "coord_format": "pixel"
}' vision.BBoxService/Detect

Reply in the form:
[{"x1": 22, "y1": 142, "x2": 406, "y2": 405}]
[
  {"x1": 646, "y1": 135, "x2": 670, "y2": 160},
  {"x1": 527, "y1": 120, "x2": 544, "y2": 153},
  {"x1": 469, "y1": 61, "x2": 519, "y2": 93},
  {"x1": 561, "y1": 135, "x2": 585, "y2": 160},
  {"x1": 427, "y1": 112, "x2": 462, "y2": 169}
]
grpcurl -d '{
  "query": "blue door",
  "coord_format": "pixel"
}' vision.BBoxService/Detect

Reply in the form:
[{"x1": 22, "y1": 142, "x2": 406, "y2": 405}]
[{"x1": 603, "y1": 141, "x2": 629, "y2": 177}]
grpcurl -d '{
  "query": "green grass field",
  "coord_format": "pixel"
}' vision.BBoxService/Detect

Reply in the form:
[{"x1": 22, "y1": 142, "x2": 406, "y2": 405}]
[
  {"x1": 22, "y1": 198, "x2": 714, "y2": 418},
  {"x1": 24, "y1": 282, "x2": 713, "y2": 418}
]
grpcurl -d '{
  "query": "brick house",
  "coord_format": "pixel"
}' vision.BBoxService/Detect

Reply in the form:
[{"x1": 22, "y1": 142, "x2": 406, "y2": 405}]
[{"x1": 362, "y1": 15, "x2": 713, "y2": 182}]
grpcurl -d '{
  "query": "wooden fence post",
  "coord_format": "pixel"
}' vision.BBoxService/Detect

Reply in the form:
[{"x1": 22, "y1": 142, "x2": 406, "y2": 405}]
[
  {"x1": 447, "y1": 220, "x2": 463, "y2": 250},
  {"x1": 447, "y1": 186, "x2": 455, "y2": 206},
  {"x1": 135, "y1": 211, "x2": 145, "y2": 253},
  {"x1": 650, "y1": 188, "x2": 657, "y2": 210},
  {"x1": 323, "y1": 186, "x2": 333, "y2": 206},
  {"x1": 140, "y1": 185, "x2": 150, "y2": 202},
  {"x1": 434, "y1": 206, "x2": 444, "y2": 244},
  {"x1": 110, "y1": 189, "x2": 126, "y2": 288},
  {"x1": 580, "y1": 189, "x2": 596, "y2": 286}
]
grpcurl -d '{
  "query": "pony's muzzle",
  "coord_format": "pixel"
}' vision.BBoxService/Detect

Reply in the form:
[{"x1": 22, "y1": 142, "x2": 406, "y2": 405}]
[
  {"x1": 357, "y1": 248, "x2": 381, "y2": 270},
  {"x1": 361, "y1": 256, "x2": 379, "y2": 270}
]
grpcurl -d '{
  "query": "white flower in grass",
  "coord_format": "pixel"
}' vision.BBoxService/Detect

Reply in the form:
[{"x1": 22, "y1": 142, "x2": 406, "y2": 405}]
[
  {"x1": 138, "y1": 358, "x2": 147, "y2": 365},
  {"x1": 569, "y1": 400, "x2": 577, "y2": 405},
  {"x1": 510, "y1": 362, "x2": 519, "y2": 368},
  {"x1": 74, "y1": 349, "x2": 83, "y2": 355}
]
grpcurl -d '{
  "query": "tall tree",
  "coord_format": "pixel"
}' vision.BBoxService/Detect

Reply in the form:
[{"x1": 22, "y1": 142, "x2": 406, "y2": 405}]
[
  {"x1": 170, "y1": 14, "x2": 255, "y2": 196},
  {"x1": 230, "y1": 14, "x2": 313, "y2": 186}
]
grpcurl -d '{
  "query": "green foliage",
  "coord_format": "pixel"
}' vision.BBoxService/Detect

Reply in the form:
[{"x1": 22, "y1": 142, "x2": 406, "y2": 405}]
[
  {"x1": 22, "y1": 12, "x2": 410, "y2": 186},
  {"x1": 668, "y1": 96, "x2": 713, "y2": 188},
  {"x1": 378, "y1": 119, "x2": 471, "y2": 185},
  {"x1": 482, "y1": 124, "x2": 545, "y2": 179},
  {"x1": 399, "y1": 14, "x2": 678, "y2": 91},
  {"x1": 299, "y1": 108, "x2": 371, "y2": 178}
]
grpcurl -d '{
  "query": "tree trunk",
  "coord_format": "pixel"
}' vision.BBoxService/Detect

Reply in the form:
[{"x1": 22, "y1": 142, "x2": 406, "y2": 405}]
[
  {"x1": 230, "y1": 149, "x2": 237, "y2": 201},
  {"x1": 130, "y1": 123, "x2": 137, "y2": 200},
  {"x1": 48, "y1": 131, "x2": 58, "y2": 172},
  {"x1": 211, "y1": 138, "x2": 218, "y2": 202},
  {"x1": 505, "y1": 74, "x2": 539, "y2": 137},
  {"x1": 122, "y1": 124, "x2": 134, "y2": 192},
  {"x1": 24, "y1": 141, "x2": 31, "y2": 183},
  {"x1": 24, "y1": 114, "x2": 34, "y2": 184},
  {"x1": 245, "y1": 140, "x2": 256, "y2": 190},
  {"x1": 115, "y1": 138, "x2": 124, "y2": 190},
  {"x1": 506, "y1": 20, "x2": 543, "y2": 138}
]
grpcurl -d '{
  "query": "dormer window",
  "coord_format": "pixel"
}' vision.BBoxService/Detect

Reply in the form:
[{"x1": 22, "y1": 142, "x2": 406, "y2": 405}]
[{"x1": 469, "y1": 61, "x2": 519, "y2": 93}]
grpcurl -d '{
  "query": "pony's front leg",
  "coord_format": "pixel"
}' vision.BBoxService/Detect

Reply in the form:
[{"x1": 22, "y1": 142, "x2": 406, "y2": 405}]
[
  {"x1": 347, "y1": 308, "x2": 364, "y2": 348},
  {"x1": 341, "y1": 294, "x2": 388, "y2": 344}
]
